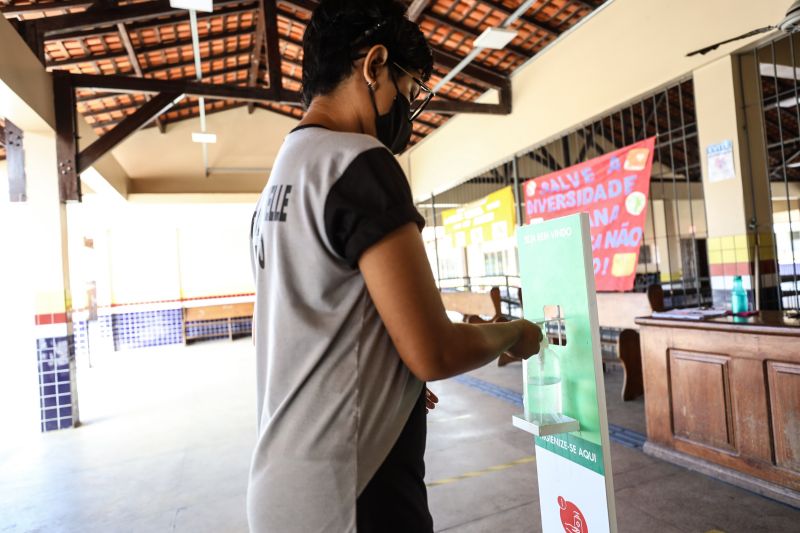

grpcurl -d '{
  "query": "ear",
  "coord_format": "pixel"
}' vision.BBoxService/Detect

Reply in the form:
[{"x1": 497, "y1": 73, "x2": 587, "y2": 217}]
[{"x1": 362, "y1": 44, "x2": 389, "y2": 88}]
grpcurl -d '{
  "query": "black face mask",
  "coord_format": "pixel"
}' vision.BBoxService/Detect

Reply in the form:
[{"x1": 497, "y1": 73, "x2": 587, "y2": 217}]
[{"x1": 368, "y1": 74, "x2": 412, "y2": 154}]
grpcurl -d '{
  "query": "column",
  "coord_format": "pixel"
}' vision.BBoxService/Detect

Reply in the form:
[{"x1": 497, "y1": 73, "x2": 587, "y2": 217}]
[
  {"x1": 694, "y1": 54, "x2": 776, "y2": 309},
  {"x1": 28, "y1": 131, "x2": 79, "y2": 432}
]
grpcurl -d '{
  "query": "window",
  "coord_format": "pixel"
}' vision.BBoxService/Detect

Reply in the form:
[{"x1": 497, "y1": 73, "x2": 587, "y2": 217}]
[{"x1": 483, "y1": 250, "x2": 508, "y2": 276}]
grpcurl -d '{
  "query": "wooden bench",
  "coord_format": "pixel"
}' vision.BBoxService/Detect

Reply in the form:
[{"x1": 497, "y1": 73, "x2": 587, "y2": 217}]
[
  {"x1": 183, "y1": 302, "x2": 254, "y2": 344},
  {"x1": 596, "y1": 285, "x2": 664, "y2": 401},
  {"x1": 440, "y1": 287, "x2": 518, "y2": 366}
]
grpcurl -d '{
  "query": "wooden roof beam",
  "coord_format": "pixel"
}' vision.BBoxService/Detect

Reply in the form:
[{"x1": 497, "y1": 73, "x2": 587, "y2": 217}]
[
  {"x1": 47, "y1": 2, "x2": 258, "y2": 41},
  {"x1": 81, "y1": 64, "x2": 256, "y2": 116},
  {"x1": 280, "y1": 0, "x2": 317, "y2": 12},
  {"x1": 153, "y1": 98, "x2": 442, "y2": 130},
  {"x1": 54, "y1": 72, "x2": 80, "y2": 201},
  {"x1": 477, "y1": 0, "x2": 564, "y2": 37},
  {"x1": 569, "y1": 0, "x2": 597, "y2": 11},
  {"x1": 29, "y1": 0, "x2": 249, "y2": 38},
  {"x1": 247, "y1": 5, "x2": 267, "y2": 113},
  {"x1": 263, "y1": 0, "x2": 283, "y2": 97},
  {"x1": 1, "y1": 0, "x2": 94, "y2": 17},
  {"x1": 423, "y1": 10, "x2": 531, "y2": 59},
  {"x1": 160, "y1": 100, "x2": 304, "y2": 127},
  {"x1": 275, "y1": 6, "x2": 496, "y2": 94},
  {"x1": 117, "y1": 21, "x2": 166, "y2": 133},
  {"x1": 78, "y1": 91, "x2": 181, "y2": 173},
  {"x1": 74, "y1": 48, "x2": 256, "y2": 103},
  {"x1": 425, "y1": 78, "x2": 511, "y2": 115},
  {"x1": 68, "y1": 72, "x2": 303, "y2": 104},
  {"x1": 407, "y1": 0, "x2": 434, "y2": 22},
  {"x1": 46, "y1": 25, "x2": 257, "y2": 68},
  {"x1": 96, "y1": 92, "x2": 308, "y2": 129},
  {"x1": 432, "y1": 48, "x2": 507, "y2": 88}
]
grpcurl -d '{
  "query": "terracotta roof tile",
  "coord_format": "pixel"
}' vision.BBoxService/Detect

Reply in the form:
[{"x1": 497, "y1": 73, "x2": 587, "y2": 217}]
[{"x1": 4, "y1": 0, "x2": 604, "y2": 144}]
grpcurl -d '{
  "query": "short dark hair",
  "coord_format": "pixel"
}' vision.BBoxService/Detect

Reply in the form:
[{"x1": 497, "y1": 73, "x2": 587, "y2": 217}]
[{"x1": 302, "y1": 0, "x2": 433, "y2": 107}]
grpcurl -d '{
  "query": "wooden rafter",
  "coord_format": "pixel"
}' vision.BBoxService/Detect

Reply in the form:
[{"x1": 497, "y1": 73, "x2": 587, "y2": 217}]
[
  {"x1": 423, "y1": 9, "x2": 531, "y2": 59},
  {"x1": 116, "y1": 21, "x2": 166, "y2": 133},
  {"x1": 1, "y1": 0, "x2": 94, "y2": 17},
  {"x1": 19, "y1": 0, "x2": 598, "y2": 145},
  {"x1": 263, "y1": 0, "x2": 283, "y2": 96},
  {"x1": 478, "y1": 0, "x2": 562, "y2": 37},
  {"x1": 432, "y1": 48, "x2": 506, "y2": 88},
  {"x1": 69, "y1": 72, "x2": 303, "y2": 104},
  {"x1": 78, "y1": 91, "x2": 181, "y2": 173},
  {"x1": 46, "y1": 1, "x2": 257, "y2": 42},
  {"x1": 46, "y1": 24, "x2": 257, "y2": 69},
  {"x1": 83, "y1": 68, "x2": 253, "y2": 123},
  {"x1": 247, "y1": 3, "x2": 267, "y2": 113},
  {"x1": 44, "y1": 1, "x2": 506, "y2": 90},
  {"x1": 407, "y1": 0, "x2": 434, "y2": 22},
  {"x1": 79, "y1": 61, "x2": 254, "y2": 107},
  {"x1": 570, "y1": 0, "x2": 599, "y2": 9},
  {"x1": 53, "y1": 71, "x2": 80, "y2": 202},
  {"x1": 76, "y1": 61, "x2": 255, "y2": 107},
  {"x1": 281, "y1": 0, "x2": 316, "y2": 12},
  {"x1": 28, "y1": 0, "x2": 246, "y2": 38}
]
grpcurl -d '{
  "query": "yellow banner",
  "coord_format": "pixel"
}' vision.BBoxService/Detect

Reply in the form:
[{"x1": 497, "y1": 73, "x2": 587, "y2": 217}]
[{"x1": 442, "y1": 186, "x2": 516, "y2": 247}]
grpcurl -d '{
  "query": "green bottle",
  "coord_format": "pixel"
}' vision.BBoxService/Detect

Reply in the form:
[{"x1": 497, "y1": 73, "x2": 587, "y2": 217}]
[{"x1": 731, "y1": 275, "x2": 748, "y2": 315}]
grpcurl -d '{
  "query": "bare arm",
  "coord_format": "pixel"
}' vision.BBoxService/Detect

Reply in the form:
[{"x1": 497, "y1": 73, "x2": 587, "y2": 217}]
[{"x1": 360, "y1": 223, "x2": 542, "y2": 382}]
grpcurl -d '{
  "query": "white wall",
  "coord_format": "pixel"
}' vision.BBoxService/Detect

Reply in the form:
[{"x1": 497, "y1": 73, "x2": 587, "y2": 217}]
[{"x1": 67, "y1": 196, "x2": 258, "y2": 308}]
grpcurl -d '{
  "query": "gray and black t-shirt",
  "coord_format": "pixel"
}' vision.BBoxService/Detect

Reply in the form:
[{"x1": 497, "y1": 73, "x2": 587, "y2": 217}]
[{"x1": 247, "y1": 125, "x2": 426, "y2": 532}]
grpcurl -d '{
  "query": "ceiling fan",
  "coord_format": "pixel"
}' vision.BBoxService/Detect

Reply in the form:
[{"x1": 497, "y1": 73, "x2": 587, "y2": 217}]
[{"x1": 687, "y1": 0, "x2": 800, "y2": 57}]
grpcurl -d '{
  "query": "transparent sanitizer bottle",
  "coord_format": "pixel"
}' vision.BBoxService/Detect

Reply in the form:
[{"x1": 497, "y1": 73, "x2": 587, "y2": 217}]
[{"x1": 524, "y1": 334, "x2": 563, "y2": 425}]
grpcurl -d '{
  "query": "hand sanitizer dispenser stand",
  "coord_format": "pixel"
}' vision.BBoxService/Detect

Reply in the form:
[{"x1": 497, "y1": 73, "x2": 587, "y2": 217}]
[{"x1": 512, "y1": 213, "x2": 618, "y2": 533}]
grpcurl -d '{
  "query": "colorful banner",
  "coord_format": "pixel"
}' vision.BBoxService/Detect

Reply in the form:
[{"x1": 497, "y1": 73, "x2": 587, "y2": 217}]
[
  {"x1": 442, "y1": 186, "x2": 516, "y2": 248},
  {"x1": 523, "y1": 138, "x2": 656, "y2": 292},
  {"x1": 516, "y1": 213, "x2": 617, "y2": 533}
]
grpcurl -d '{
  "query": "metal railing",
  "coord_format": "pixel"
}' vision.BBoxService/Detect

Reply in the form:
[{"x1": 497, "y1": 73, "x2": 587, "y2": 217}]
[{"x1": 749, "y1": 34, "x2": 800, "y2": 310}]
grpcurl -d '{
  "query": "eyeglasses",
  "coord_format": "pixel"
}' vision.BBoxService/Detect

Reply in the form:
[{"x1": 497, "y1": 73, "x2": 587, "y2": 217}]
[
  {"x1": 391, "y1": 62, "x2": 436, "y2": 122},
  {"x1": 351, "y1": 52, "x2": 437, "y2": 122}
]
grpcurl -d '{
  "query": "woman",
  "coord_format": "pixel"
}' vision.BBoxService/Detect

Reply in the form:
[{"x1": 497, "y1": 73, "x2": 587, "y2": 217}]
[{"x1": 247, "y1": 1, "x2": 542, "y2": 531}]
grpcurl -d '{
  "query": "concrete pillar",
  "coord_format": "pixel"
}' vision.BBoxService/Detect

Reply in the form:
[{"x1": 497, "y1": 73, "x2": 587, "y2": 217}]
[
  {"x1": 694, "y1": 54, "x2": 776, "y2": 309},
  {"x1": 0, "y1": 131, "x2": 78, "y2": 436},
  {"x1": 1, "y1": 15, "x2": 78, "y2": 433},
  {"x1": 28, "y1": 131, "x2": 80, "y2": 431}
]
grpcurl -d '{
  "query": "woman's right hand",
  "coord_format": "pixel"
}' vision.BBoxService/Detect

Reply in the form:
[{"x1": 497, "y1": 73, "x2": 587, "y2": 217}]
[{"x1": 505, "y1": 320, "x2": 543, "y2": 360}]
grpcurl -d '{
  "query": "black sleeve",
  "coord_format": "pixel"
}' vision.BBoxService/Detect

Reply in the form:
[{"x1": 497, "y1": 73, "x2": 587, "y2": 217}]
[{"x1": 324, "y1": 147, "x2": 425, "y2": 268}]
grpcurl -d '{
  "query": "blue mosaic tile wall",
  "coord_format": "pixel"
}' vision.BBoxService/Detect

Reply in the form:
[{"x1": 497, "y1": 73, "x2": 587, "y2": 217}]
[
  {"x1": 231, "y1": 318, "x2": 252, "y2": 335},
  {"x1": 72, "y1": 308, "x2": 253, "y2": 353},
  {"x1": 99, "y1": 314, "x2": 114, "y2": 341},
  {"x1": 112, "y1": 308, "x2": 183, "y2": 350},
  {"x1": 185, "y1": 319, "x2": 228, "y2": 340},
  {"x1": 185, "y1": 317, "x2": 253, "y2": 342},
  {"x1": 37, "y1": 334, "x2": 78, "y2": 432},
  {"x1": 73, "y1": 320, "x2": 89, "y2": 358}
]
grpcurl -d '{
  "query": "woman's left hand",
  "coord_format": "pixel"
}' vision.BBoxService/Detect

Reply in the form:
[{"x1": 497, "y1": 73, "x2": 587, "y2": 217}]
[{"x1": 425, "y1": 388, "x2": 439, "y2": 413}]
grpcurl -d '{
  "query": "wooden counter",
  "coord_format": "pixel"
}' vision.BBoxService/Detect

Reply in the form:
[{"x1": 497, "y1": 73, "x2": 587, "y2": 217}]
[{"x1": 635, "y1": 311, "x2": 800, "y2": 507}]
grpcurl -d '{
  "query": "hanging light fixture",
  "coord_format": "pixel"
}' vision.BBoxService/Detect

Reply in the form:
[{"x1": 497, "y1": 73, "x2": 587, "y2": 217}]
[
  {"x1": 170, "y1": 0, "x2": 216, "y2": 175},
  {"x1": 169, "y1": 0, "x2": 212, "y2": 12}
]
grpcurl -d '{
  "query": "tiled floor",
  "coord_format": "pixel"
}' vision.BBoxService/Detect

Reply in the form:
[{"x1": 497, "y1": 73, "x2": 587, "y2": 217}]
[{"x1": 1, "y1": 339, "x2": 797, "y2": 532}]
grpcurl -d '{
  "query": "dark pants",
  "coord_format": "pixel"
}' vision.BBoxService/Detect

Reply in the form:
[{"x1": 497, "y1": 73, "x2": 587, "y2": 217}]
[{"x1": 356, "y1": 390, "x2": 434, "y2": 533}]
